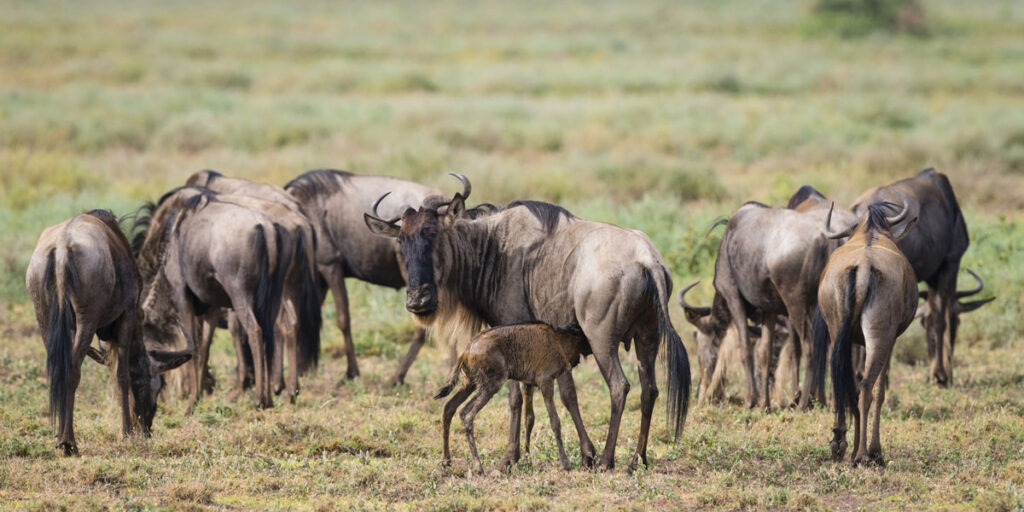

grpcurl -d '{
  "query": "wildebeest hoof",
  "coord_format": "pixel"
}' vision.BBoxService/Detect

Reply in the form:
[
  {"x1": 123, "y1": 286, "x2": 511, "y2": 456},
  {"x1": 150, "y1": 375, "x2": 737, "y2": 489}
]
[
  {"x1": 441, "y1": 458, "x2": 452, "y2": 468},
  {"x1": 830, "y1": 440, "x2": 847, "y2": 460},
  {"x1": 346, "y1": 367, "x2": 360, "y2": 380},
  {"x1": 581, "y1": 449, "x2": 596, "y2": 468},
  {"x1": 867, "y1": 452, "x2": 886, "y2": 467},
  {"x1": 498, "y1": 457, "x2": 514, "y2": 472},
  {"x1": 58, "y1": 441, "x2": 78, "y2": 456}
]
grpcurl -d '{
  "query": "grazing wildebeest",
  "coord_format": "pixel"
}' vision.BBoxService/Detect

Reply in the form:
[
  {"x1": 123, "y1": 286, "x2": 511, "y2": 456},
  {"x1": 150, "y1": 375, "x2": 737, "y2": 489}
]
[
  {"x1": 812, "y1": 198, "x2": 918, "y2": 466},
  {"x1": 364, "y1": 176, "x2": 690, "y2": 471},
  {"x1": 434, "y1": 322, "x2": 591, "y2": 474},
  {"x1": 284, "y1": 169, "x2": 446, "y2": 384},
  {"x1": 182, "y1": 171, "x2": 322, "y2": 399},
  {"x1": 133, "y1": 187, "x2": 294, "y2": 412},
  {"x1": 678, "y1": 193, "x2": 858, "y2": 409},
  {"x1": 26, "y1": 210, "x2": 193, "y2": 455},
  {"x1": 850, "y1": 168, "x2": 993, "y2": 387}
]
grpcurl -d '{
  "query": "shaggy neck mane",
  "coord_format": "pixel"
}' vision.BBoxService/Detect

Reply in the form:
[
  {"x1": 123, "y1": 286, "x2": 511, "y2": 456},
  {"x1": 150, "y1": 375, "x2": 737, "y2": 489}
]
[
  {"x1": 861, "y1": 202, "x2": 895, "y2": 247},
  {"x1": 429, "y1": 217, "x2": 503, "y2": 346}
]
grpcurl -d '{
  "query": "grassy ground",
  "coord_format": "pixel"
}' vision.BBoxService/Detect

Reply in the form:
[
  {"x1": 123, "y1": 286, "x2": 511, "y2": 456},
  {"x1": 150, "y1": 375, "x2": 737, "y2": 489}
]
[{"x1": 1, "y1": 0, "x2": 1023, "y2": 509}]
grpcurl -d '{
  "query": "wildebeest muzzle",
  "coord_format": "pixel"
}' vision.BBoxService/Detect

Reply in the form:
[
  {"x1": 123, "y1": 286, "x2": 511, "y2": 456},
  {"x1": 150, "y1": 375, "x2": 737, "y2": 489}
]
[{"x1": 406, "y1": 283, "x2": 438, "y2": 315}]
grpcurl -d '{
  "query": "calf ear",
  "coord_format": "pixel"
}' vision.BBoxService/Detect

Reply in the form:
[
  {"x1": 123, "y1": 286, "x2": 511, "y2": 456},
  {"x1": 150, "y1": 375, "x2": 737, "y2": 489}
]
[
  {"x1": 446, "y1": 193, "x2": 466, "y2": 222},
  {"x1": 364, "y1": 214, "x2": 401, "y2": 237},
  {"x1": 148, "y1": 349, "x2": 192, "y2": 373}
]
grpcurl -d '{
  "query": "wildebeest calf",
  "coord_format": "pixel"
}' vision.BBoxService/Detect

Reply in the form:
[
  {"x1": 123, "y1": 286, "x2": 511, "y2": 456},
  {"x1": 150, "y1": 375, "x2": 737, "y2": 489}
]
[{"x1": 434, "y1": 322, "x2": 591, "y2": 474}]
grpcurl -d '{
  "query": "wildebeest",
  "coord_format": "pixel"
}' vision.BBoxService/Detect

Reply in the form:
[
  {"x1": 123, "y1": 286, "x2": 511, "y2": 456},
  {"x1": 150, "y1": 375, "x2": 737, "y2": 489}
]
[
  {"x1": 183, "y1": 171, "x2": 322, "y2": 399},
  {"x1": 812, "y1": 198, "x2": 918, "y2": 466},
  {"x1": 26, "y1": 210, "x2": 193, "y2": 455},
  {"x1": 434, "y1": 322, "x2": 591, "y2": 474},
  {"x1": 850, "y1": 168, "x2": 993, "y2": 387},
  {"x1": 678, "y1": 191, "x2": 858, "y2": 409},
  {"x1": 133, "y1": 187, "x2": 296, "y2": 412},
  {"x1": 284, "y1": 169, "x2": 445, "y2": 384},
  {"x1": 364, "y1": 175, "x2": 690, "y2": 471}
]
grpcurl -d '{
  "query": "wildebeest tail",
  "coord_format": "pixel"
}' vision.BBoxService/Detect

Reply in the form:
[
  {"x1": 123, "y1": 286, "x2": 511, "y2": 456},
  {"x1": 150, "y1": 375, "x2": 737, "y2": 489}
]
[
  {"x1": 294, "y1": 229, "x2": 322, "y2": 374},
  {"x1": 433, "y1": 356, "x2": 465, "y2": 400},
  {"x1": 253, "y1": 225, "x2": 285, "y2": 373},
  {"x1": 647, "y1": 267, "x2": 691, "y2": 441},
  {"x1": 45, "y1": 249, "x2": 76, "y2": 429},
  {"x1": 809, "y1": 306, "x2": 830, "y2": 403},
  {"x1": 831, "y1": 268, "x2": 859, "y2": 418}
]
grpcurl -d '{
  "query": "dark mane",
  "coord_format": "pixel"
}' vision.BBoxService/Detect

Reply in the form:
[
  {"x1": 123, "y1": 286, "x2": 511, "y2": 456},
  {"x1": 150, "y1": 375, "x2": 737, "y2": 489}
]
[
  {"x1": 131, "y1": 186, "x2": 218, "y2": 258},
  {"x1": 786, "y1": 185, "x2": 826, "y2": 209},
  {"x1": 129, "y1": 203, "x2": 156, "y2": 257},
  {"x1": 863, "y1": 201, "x2": 896, "y2": 234},
  {"x1": 742, "y1": 201, "x2": 771, "y2": 209},
  {"x1": 463, "y1": 202, "x2": 502, "y2": 220},
  {"x1": 506, "y1": 200, "x2": 574, "y2": 233},
  {"x1": 283, "y1": 169, "x2": 353, "y2": 202}
]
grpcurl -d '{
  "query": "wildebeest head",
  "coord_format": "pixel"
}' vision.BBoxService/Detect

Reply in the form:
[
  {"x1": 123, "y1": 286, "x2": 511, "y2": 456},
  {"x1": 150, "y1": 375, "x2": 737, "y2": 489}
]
[
  {"x1": 364, "y1": 173, "x2": 471, "y2": 317},
  {"x1": 678, "y1": 282, "x2": 729, "y2": 395}
]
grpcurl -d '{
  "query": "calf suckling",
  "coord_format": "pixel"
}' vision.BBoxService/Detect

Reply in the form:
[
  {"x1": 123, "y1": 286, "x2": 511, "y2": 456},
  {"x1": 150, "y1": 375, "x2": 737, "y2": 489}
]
[{"x1": 434, "y1": 322, "x2": 592, "y2": 474}]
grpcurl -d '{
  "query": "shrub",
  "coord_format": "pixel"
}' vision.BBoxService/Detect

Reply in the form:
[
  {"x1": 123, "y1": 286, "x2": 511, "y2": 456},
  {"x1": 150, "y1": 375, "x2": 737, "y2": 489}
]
[{"x1": 808, "y1": 0, "x2": 929, "y2": 37}]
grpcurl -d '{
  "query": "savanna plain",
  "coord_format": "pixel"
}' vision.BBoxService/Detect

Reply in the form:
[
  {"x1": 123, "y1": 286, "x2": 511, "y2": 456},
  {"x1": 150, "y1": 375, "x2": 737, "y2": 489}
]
[{"x1": 1, "y1": 0, "x2": 1023, "y2": 510}]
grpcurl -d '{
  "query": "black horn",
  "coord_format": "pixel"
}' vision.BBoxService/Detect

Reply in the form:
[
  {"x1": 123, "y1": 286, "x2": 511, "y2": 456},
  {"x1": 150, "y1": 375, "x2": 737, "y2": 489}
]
[
  {"x1": 368, "y1": 192, "x2": 402, "y2": 224},
  {"x1": 821, "y1": 202, "x2": 856, "y2": 240},
  {"x1": 884, "y1": 190, "x2": 911, "y2": 227},
  {"x1": 955, "y1": 269, "x2": 984, "y2": 299},
  {"x1": 678, "y1": 281, "x2": 711, "y2": 322},
  {"x1": 449, "y1": 172, "x2": 471, "y2": 200}
]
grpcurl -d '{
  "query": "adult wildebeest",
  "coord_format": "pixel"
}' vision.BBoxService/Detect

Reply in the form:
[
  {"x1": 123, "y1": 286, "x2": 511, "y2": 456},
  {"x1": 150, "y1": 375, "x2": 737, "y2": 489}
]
[
  {"x1": 851, "y1": 168, "x2": 993, "y2": 387},
  {"x1": 364, "y1": 175, "x2": 691, "y2": 471},
  {"x1": 26, "y1": 210, "x2": 193, "y2": 455},
  {"x1": 284, "y1": 169, "x2": 446, "y2": 384},
  {"x1": 812, "y1": 198, "x2": 918, "y2": 466},
  {"x1": 183, "y1": 170, "x2": 321, "y2": 398},
  {"x1": 678, "y1": 191, "x2": 858, "y2": 410},
  {"x1": 133, "y1": 187, "x2": 296, "y2": 412},
  {"x1": 435, "y1": 322, "x2": 591, "y2": 474}
]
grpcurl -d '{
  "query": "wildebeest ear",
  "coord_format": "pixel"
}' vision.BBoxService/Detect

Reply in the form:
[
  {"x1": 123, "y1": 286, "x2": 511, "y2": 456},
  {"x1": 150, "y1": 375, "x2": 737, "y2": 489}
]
[
  {"x1": 891, "y1": 216, "x2": 918, "y2": 241},
  {"x1": 364, "y1": 213, "x2": 401, "y2": 238},
  {"x1": 148, "y1": 349, "x2": 192, "y2": 373},
  {"x1": 446, "y1": 193, "x2": 466, "y2": 222}
]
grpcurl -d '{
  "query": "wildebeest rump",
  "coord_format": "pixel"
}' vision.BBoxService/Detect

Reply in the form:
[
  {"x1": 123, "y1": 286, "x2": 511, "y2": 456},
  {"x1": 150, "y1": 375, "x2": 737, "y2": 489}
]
[
  {"x1": 26, "y1": 210, "x2": 193, "y2": 455},
  {"x1": 434, "y1": 322, "x2": 592, "y2": 474},
  {"x1": 133, "y1": 187, "x2": 294, "y2": 412},
  {"x1": 285, "y1": 169, "x2": 444, "y2": 383},
  {"x1": 679, "y1": 191, "x2": 858, "y2": 410},
  {"x1": 812, "y1": 198, "x2": 918, "y2": 466},
  {"x1": 183, "y1": 171, "x2": 322, "y2": 399},
  {"x1": 850, "y1": 168, "x2": 993, "y2": 386},
  {"x1": 364, "y1": 176, "x2": 691, "y2": 471}
]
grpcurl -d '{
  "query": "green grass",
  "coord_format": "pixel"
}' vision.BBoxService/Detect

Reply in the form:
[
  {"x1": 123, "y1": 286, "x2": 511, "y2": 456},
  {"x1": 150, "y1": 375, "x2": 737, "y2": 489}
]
[{"x1": 1, "y1": 0, "x2": 1023, "y2": 509}]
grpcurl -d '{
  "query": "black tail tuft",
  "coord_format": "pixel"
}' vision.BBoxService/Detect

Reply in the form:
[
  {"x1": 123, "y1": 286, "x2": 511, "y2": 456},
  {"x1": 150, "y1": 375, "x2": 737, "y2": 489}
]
[
  {"x1": 295, "y1": 230, "x2": 322, "y2": 374},
  {"x1": 647, "y1": 268, "x2": 691, "y2": 441},
  {"x1": 809, "y1": 306, "x2": 830, "y2": 403},
  {"x1": 45, "y1": 249, "x2": 76, "y2": 429},
  {"x1": 433, "y1": 384, "x2": 454, "y2": 400},
  {"x1": 252, "y1": 225, "x2": 285, "y2": 382},
  {"x1": 831, "y1": 269, "x2": 859, "y2": 418}
]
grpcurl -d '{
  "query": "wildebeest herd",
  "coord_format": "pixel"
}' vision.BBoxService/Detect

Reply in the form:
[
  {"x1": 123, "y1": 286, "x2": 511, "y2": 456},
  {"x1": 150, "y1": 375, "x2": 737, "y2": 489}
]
[{"x1": 25, "y1": 167, "x2": 992, "y2": 472}]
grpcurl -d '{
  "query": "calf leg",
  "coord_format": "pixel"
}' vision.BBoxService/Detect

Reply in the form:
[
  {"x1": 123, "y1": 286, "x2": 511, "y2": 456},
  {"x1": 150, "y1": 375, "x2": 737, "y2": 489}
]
[
  {"x1": 557, "y1": 372, "x2": 596, "y2": 467},
  {"x1": 756, "y1": 316, "x2": 775, "y2": 409},
  {"x1": 853, "y1": 338, "x2": 888, "y2": 466},
  {"x1": 540, "y1": 380, "x2": 570, "y2": 470},
  {"x1": 185, "y1": 317, "x2": 213, "y2": 416},
  {"x1": 867, "y1": 365, "x2": 890, "y2": 466},
  {"x1": 442, "y1": 384, "x2": 475, "y2": 467},
  {"x1": 499, "y1": 381, "x2": 523, "y2": 470},
  {"x1": 523, "y1": 383, "x2": 536, "y2": 455},
  {"x1": 460, "y1": 380, "x2": 503, "y2": 475}
]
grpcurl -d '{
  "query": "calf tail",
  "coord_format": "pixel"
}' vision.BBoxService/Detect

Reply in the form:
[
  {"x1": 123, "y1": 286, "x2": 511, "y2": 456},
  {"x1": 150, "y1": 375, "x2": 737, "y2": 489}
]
[
  {"x1": 831, "y1": 269, "x2": 860, "y2": 418},
  {"x1": 45, "y1": 249, "x2": 76, "y2": 429},
  {"x1": 294, "y1": 230, "x2": 322, "y2": 374},
  {"x1": 433, "y1": 356, "x2": 465, "y2": 400},
  {"x1": 649, "y1": 267, "x2": 691, "y2": 441},
  {"x1": 809, "y1": 306, "x2": 830, "y2": 404}
]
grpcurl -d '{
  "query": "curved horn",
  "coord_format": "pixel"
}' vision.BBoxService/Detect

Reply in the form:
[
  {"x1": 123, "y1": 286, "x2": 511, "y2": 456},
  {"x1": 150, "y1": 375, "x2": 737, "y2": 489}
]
[
  {"x1": 956, "y1": 269, "x2": 984, "y2": 299},
  {"x1": 421, "y1": 194, "x2": 450, "y2": 213},
  {"x1": 884, "y1": 190, "x2": 911, "y2": 227},
  {"x1": 449, "y1": 172, "x2": 471, "y2": 201},
  {"x1": 176, "y1": 319, "x2": 196, "y2": 355},
  {"x1": 678, "y1": 281, "x2": 711, "y2": 320},
  {"x1": 821, "y1": 202, "x2": 856, "y2": 240},
  {"x1": 368, "y1": 192, "x2": 401, "y2": 224}
]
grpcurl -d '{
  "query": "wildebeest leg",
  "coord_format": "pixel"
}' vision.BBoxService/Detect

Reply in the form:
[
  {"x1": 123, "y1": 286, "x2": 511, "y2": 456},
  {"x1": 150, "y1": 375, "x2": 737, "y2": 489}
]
[
  {"x1": 275, "y1": 299, "x2": 300, "y2": 402},
  {"x1": 853, "y1": 334, "x2": 889, "y2": 466},
  {"x1": 499, "y1": 381, "x2": 524, "y2": 470},
  {"x1": 756, "y1": 316, "x2": 775, "y2": 409},
  {"x1": 185, "y1": 316, "x2": 214, "y2": 415},
  {"x1": 59, "y1": 325, "x2": 93, "y2": 455},
  {"x1": 325, "y1": 267, "x2": 359, "y2": 380},
  {"x1": 441, "y1": 383, "x2": 475, "y2": 467},
  {"x1": 460, "y1": 379, "x2": 502, "y2": 475},
  {"x1": 522, "y1": 383, "x2": 535, "y2": 455},
  {"x1": 227, "y1": 313, "x2": 253, "y2": 400},
  {"x1": 115, "y1": 319, "x2": 133, "y2": 437},
  {"x1": 830, "y1": 403, "x2": 848, "y2": 461},
  {"x1": 867, "y1": 362, "x2": 890, "y2": 467},
  {"x1": 923, "y1": 281, "x2": 952, "y2": 387},
  {"x1": 200, "y1": 317, "x2": 217, "y2": 395},
  {"x1": 629, "y1": 326, "x2": 660, "y2": 472},
  {"x1": 590, "y1": 343, "x2": 630, "y2": 471},
  {"x1": 387, "y1": 327, "x2": 427, "y2": 387},
  {"x1": 540, "y1": 380, "x2": 570, "y2": 471},
  {"x1": 703, "y1": 331, "x2": 731, "y2": 404},
  {"x1": 236, "y1": 306, "x2": 272, "y2": 409},
  {"x1": 724, "y1": 295, "x2": 757, "y2": 408},
  {"x1": 556, "y1": 372, "x2": 596, "y2": 467}
]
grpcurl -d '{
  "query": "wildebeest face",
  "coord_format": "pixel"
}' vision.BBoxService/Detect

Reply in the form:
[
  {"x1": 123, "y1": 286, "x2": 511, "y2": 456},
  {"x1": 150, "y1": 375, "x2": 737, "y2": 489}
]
[{"x1": 366, "y1": 191, "x2": 467, "y2": 318}]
